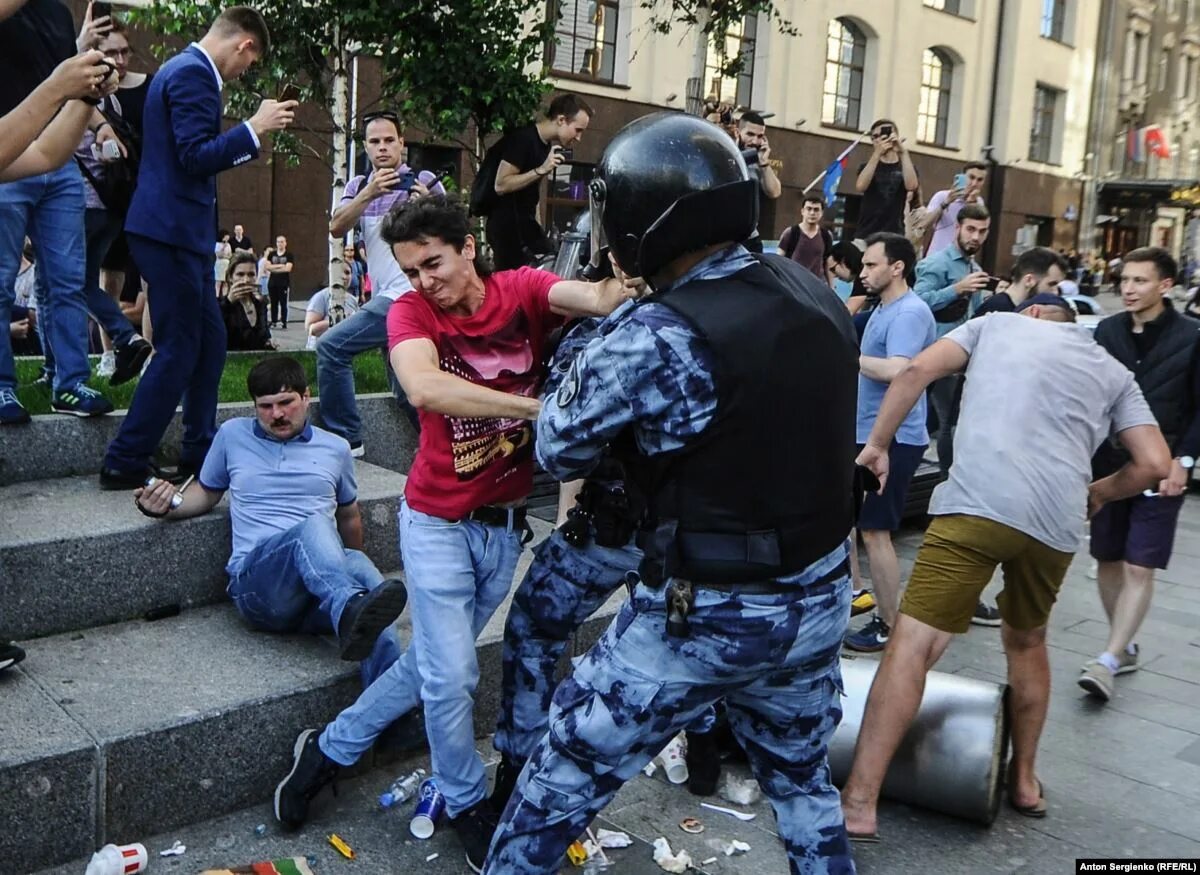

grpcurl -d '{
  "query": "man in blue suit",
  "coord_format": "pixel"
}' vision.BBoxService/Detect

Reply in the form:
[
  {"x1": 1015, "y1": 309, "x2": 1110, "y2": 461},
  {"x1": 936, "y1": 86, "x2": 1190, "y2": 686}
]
[{"x1": 101, "y1": 6, "x2": 296, "y2": 488}]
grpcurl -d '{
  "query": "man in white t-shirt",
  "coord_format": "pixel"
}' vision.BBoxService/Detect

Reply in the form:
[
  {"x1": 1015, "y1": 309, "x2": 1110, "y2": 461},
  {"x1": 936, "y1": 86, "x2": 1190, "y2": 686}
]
[
  {"x1": 839, "y1": 299, "x2": 1170, "y2": 840},
  {"x1": 318, "y1": 110, "x2": 444, "y2": 454}
]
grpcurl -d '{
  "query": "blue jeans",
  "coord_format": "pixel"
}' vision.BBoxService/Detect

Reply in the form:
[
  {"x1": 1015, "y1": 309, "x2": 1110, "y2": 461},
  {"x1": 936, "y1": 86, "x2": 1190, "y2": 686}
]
[
  {"x1": 42, "y1": 208, "x2": 136, "y2": 375},
  {"x1": 485, "y1": 543, "x2": 856, "y2": 875},
  {"x1": 315, "y1": 293, "x2": 417, "y2": 444},
  {"x1": 226, "y1": 514, "x2": 400, "y2": 685},
  {"x1": 0, "y1": 163, "x2": 91, "y2": 392},
  {"x1": 104, "y1": 234, "x2": 225, "y2": 471},
  {"x1": 319, "y1": 499, "x2": 523, "y2": 816}
]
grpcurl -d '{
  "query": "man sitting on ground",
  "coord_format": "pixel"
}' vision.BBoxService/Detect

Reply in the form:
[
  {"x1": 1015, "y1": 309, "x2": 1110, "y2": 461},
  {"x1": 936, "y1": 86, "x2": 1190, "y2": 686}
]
[{"x1": 135, "y1": 356, "x2": 407, "y2": 677}]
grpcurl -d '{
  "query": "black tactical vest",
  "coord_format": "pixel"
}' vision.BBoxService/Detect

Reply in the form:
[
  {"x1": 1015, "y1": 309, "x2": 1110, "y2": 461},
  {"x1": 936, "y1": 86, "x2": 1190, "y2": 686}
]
[{"x1": 624, "y1": 256, "x2": 859, "y2": 585}]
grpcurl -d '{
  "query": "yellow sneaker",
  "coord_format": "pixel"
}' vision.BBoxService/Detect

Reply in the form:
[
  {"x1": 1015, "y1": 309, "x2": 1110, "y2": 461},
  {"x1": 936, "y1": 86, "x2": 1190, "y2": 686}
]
[{"x1": 851, "y1": 589, "x2": 876, "y2": 617}]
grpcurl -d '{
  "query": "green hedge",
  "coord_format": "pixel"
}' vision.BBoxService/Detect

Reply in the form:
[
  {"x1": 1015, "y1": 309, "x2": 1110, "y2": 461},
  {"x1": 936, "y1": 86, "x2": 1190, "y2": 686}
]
[{"x1": 13, "y1": 350, "x2": 391, "y2": 416}]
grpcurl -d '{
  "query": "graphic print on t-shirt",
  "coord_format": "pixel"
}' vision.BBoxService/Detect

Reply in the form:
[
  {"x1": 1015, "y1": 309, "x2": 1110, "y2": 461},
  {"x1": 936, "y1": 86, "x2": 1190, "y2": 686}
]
[{"x1": 439, "y1": 308, "x2": 538, "y2": 479}]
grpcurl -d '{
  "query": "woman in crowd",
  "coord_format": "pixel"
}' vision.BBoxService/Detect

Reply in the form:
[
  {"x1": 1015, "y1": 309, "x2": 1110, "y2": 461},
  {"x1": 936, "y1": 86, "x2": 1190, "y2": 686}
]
[
  {"x1": 214, "y1": 229, "x2": 233, "y2": 297},
  {"x1": 220, "y1": 252, "x2": 276, "y2": 351}
]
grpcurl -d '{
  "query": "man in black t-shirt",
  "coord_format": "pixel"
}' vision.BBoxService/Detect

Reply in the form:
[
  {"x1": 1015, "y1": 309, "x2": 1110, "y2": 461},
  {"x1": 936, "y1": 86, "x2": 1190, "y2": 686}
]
[
  {"x1": 487, "y1": 93, "x2": 592, "y2": 270},
  {"x1": 854, "y1": 118, "x2": 918, "y2": 240},
  {"x1": 231, "y1": 223, "x2": 253, "y2": 253},
  {"x1": 266, "y1": 234, "x2": 295, "y2": 328}
]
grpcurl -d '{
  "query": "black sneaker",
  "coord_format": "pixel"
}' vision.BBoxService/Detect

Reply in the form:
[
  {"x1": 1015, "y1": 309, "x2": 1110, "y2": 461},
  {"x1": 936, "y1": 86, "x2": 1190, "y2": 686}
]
[
  {"x1": 489, "y1": 754, "x2": 525, "y2": 815},
  {"x1": 337, "y1": 578, "x2": 407, "y2": 661},
  {"x1": 844, "y1": 615, "x2": 890, "y2": 653},
  {"x1": 450, "y1": 798, "x2": 498, "y2": 873},
  {"x1": 971, "y1": 602, "x2": 1002, "y2": 627},
  {"x1": 349, "y1": 440, "x2": 365, "y2": 459},
  {"x1": 0, "y1": 641, "x2": 26, "y2": 672},
  {"x1": 110, "y1": 337, "x2": 153, "y2": 386},
  {"x1": 274, "y1": 728, "x2": 339, "y2": 831},
  {"x1": 685, "y1": 729, "x2": 721, "y2": 796},
  {"x1": 99, "y1": 464, "x2": 182, "y2": 491},
  {"x1": 51, "y1": 383, "x2": 113, "y2": 417}
]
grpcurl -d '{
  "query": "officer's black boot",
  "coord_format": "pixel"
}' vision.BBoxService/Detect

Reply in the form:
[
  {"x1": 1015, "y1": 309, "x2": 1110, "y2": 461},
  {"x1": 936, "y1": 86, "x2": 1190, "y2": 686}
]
[
  {"x1": 685, "y1": 729, "x2": 722, "y2": 796},
  {"x1": 489, "y1": 754, "x2": 526, "y2": 815}
]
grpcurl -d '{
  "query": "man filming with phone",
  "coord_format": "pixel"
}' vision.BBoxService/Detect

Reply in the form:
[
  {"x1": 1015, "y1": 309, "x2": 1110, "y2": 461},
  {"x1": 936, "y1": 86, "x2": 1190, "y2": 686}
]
[
  {"x1": 854, "y1": 118, "x2": 918, "y2": 239},
  {"x1": 486, "y1": 93, "x2": 592, "y2": 270},
  {"x1": 925, "y1": 162, "x2": 988, "y2": 256},
  {"x1": 320, "y1": 110, "x2": 445, "y2": 455},
  {"x1": 100, "y1": 6, "x2": 297, "y2": 488},
  {"x1": 914, "y1": 203, "x2": 991, "y2": 470}
]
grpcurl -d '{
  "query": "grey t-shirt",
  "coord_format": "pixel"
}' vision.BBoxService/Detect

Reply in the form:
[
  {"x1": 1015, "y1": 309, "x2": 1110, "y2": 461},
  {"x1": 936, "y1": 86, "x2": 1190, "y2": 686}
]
[{"x1": 931, "y1": 313, "x2": 1155, "y2": 552}]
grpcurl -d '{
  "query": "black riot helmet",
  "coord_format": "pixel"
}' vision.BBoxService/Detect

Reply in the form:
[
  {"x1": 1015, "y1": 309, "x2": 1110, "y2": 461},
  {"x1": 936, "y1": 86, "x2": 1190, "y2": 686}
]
[{"x1": 590, "y1": 112, "x2": 758, "y2": 282}]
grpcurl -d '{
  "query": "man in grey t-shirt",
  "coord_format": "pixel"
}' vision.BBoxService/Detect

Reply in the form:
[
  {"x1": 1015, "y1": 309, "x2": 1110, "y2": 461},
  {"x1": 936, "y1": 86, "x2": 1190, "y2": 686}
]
[{"x1": 840, "y1": 296, "x2": 1171, "y2": 841}]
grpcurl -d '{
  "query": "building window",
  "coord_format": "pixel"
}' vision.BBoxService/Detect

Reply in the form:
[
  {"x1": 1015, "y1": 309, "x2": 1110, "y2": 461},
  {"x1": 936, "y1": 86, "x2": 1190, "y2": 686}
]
[
  {"x1": 917, "y1": 48, "x2": 954, "y2": 146},
  {"x1": 1158, "y1": 48, "x2": 1171, "y2": 91},
  {"x1": 822, "y1": 18, "x2": 867, "y2": 129},
  {"x1": 704, "y1": 14, "x2": 757, "y2": 106},
  {"x1": 547, "y1": 0, "x2": 619, "y2": 82},
  {"x1": 1029, "y1": 84, "x2": 1061, "y2": 163},
  {"x1": 923, "y1": 0, "x2": 961, "y2": 13},
  {"x1": 1041, "y1": 0, "x2": 1068, "y2": 42},
  {"x1": 1184, "y1": 54, "x2": 1198, "y2": 100}
]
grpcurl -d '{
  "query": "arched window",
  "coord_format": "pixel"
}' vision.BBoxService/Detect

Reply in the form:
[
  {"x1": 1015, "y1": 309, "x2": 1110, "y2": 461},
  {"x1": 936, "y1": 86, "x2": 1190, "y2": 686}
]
[
  {"x1": 822, "y1": 18, "x2": 866, "y2": 129},
  {"x1": 918, "y1": 48, "x2": 954, "y2": 146}
]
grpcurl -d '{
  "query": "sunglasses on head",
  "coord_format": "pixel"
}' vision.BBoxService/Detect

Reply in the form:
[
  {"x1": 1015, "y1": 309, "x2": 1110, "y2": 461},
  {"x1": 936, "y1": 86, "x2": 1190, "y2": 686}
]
[{"x1": 362, "y1": 111, "x2": 400, "y2": 128}]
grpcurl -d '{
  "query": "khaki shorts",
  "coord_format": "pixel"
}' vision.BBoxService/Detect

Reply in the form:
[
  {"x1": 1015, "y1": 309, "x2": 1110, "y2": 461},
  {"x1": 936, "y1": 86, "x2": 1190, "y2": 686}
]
[{"x1": 900, "y1": 514, "x2": 1074, "y2": 634}]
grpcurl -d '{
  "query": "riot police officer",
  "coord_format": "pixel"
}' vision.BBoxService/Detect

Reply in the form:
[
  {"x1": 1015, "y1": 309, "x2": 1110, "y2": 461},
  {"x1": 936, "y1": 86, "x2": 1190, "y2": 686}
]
[
  {"x1": 490, "y1": 315, "x2": 646, "y2": 807},
  {"x1": 483, "y1": 113, "x2": 861, "y2": 875}
]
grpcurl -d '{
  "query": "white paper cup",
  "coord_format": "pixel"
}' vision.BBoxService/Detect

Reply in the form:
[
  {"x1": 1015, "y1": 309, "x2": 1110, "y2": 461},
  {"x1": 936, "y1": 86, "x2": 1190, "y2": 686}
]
[{"x1": 659, "y1": 734, "x2": 689, "y2": 785}]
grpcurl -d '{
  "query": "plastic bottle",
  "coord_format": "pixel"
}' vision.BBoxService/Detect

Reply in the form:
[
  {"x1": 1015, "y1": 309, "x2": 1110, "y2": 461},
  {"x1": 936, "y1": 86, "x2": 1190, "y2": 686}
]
[{"x1": 379, "y1": 767, "x2": 426, "y2": 808}]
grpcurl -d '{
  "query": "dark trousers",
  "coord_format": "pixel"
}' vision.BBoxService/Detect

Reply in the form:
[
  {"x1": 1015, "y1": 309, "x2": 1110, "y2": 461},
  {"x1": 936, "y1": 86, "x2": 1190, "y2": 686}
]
[
  {"x1": 104, "y1": 234, "x2": 226, "y2": 472},
  {"x1": 487, "y1": 208, "x2": 550, "y2": 271},
  {"x1": 269, "y1": 284, "x2": 289, "y2": 326},
  {"x1": 928, "y1": 374, "x2": 961, "y2": 475}
]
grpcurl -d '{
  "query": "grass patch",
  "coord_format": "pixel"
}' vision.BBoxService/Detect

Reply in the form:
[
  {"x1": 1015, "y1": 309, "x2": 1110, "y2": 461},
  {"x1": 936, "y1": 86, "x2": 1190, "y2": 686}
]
[{"x1": 14, "y1": 350, "x2": 391, "y2": 416}]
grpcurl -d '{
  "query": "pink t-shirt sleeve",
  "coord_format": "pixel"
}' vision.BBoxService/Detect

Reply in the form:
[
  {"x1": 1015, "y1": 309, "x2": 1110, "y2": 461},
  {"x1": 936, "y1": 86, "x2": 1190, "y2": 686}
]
[{"x1": 387, "y1": 294, "x2": 435, "y2": 352}]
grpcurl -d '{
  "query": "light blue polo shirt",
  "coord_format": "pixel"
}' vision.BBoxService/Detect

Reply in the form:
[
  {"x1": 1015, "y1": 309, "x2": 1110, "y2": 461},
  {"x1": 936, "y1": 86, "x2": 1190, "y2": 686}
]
[
  {"x1": 857, "y1": 290, "x2": 936, "y2": 446},
  {"x1": 199, "y1": 418, "x2": 358, "y2": 574}
]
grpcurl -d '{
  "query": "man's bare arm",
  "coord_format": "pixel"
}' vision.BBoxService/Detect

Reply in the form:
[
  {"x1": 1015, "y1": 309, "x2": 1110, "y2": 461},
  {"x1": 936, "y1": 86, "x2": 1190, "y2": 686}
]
[
  {"x1": 864, "y1": 339, "x2": 969, "y2": 449},
  {"x1": 390, "y1": 337, "x2": 541, "y2": 420},
  {"x1": 1089, "y1": 425, "x2": 1172, "y2": 512},
  {"x1": 335, "y1": 501, "x2": 364, "y2": 550}
]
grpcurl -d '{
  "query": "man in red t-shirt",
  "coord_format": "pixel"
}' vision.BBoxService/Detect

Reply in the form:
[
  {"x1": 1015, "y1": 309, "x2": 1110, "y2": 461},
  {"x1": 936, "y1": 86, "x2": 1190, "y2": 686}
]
[{"x1": 273, "y1": 194, "x2": 627, "y2": 870}]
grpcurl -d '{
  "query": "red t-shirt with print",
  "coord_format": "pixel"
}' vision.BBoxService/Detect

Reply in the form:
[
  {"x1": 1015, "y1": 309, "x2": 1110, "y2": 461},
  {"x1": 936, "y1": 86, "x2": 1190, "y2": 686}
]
[{"x1": 387, "y1": 266, "x2": 562, "y2": 519}]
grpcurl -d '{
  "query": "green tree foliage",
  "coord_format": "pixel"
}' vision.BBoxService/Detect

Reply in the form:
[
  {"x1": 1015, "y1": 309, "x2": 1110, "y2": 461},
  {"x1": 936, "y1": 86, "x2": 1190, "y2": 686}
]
[{"x1": 130, "y1": 0, "x2": 790, "y2": 157}]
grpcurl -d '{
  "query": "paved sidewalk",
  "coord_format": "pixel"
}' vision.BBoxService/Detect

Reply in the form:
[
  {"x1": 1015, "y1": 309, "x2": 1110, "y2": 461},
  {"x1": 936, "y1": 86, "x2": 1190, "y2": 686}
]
[{"x1": 39, "y1": 494, "x2": 1200, "y2": 874}]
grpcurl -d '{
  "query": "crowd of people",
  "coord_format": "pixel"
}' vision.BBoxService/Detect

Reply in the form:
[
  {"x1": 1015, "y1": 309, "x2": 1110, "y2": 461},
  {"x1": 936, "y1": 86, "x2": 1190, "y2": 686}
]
[{"x1": 2, "y1": 3, "x2": 1199, "y2": 874}]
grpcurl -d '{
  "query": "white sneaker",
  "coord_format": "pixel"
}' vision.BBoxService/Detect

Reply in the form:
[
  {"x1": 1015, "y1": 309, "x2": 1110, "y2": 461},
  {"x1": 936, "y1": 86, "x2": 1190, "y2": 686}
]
[{"x1": 97, "y1": 351, "x2": 116, "y2": 378}]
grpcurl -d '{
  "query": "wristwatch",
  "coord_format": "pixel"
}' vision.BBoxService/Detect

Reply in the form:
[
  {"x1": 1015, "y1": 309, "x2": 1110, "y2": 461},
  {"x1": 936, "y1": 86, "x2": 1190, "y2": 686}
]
[{"x1": 1178, "y1": 456, "x2": 1196, "y2": 470}]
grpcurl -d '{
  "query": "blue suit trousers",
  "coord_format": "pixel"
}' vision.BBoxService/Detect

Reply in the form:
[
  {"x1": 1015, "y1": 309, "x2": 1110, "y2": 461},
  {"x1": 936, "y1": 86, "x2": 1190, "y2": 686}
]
[{"x1": 104, "y1": 234, "x2": 225, "y2": 471}]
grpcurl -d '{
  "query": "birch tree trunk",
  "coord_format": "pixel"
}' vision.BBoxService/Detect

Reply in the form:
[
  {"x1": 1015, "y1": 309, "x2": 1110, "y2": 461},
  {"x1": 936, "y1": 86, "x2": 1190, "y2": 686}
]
[{"x1": 326, "y1": 22, "x2": 351, "y2": 330}]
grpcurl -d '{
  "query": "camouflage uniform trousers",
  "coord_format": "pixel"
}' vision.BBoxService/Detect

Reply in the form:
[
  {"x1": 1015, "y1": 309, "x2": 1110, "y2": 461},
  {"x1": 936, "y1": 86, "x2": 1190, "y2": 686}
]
[
  {"x1": 494, "y1": 528, "x2": 644, "y2": 763},
  {"x1": 484, "y1": 542, "x2": 856, "y2": 875}
]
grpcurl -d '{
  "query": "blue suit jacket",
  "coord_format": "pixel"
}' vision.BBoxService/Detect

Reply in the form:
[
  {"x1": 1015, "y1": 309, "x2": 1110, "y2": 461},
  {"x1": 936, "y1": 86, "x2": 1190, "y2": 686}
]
[{"x1": 126, "y1": 45, "x2": 258, "y2": 256}]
